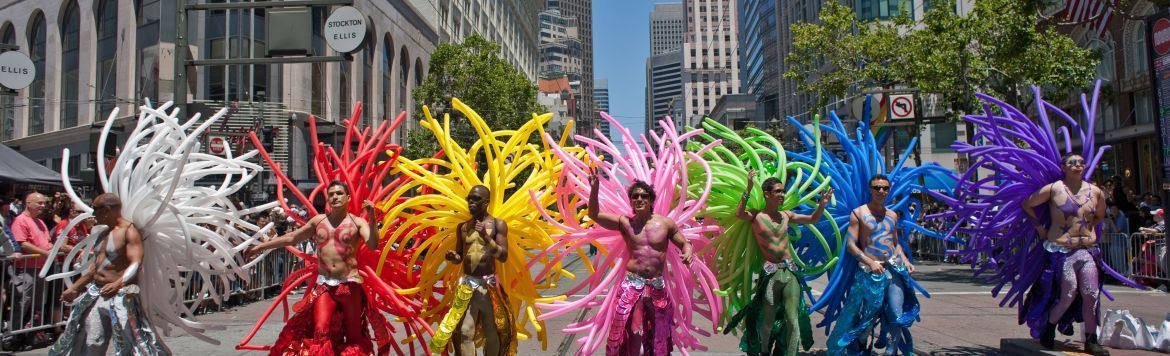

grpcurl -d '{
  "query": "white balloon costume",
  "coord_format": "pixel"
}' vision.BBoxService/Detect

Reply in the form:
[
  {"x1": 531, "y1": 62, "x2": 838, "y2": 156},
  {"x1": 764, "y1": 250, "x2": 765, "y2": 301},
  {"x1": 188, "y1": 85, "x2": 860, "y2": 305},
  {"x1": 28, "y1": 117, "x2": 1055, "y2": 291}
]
[{"x1": 39, "y1": 101, "x2": 276, "y2": 354}]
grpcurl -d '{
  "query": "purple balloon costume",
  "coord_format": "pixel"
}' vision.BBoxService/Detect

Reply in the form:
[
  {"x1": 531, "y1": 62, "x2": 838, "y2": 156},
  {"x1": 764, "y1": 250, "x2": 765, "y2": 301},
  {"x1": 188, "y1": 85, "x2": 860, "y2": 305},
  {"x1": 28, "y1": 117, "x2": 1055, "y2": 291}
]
[{"x1": 933, "y1": 83, "x2": 1144, "y2": 345}]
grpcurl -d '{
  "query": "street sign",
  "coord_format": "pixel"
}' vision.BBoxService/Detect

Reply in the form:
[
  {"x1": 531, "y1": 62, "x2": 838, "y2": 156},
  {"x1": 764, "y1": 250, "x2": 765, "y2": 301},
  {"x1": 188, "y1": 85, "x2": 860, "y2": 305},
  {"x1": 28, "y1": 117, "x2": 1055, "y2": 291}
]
[
  {"x1": 890, "y1": 94, "x2": 915, "y2": 120},
  {"x1": 209, "y1": 136, "x2": 227, "y2": 155},
  {"x1": 0, "y1": 51, "x2": 35, "y2": 90},
  {"x1": 324, "y1": 6, "x2": 367, "y2": 54},
  {"x1": 1154, "y1": 18, "x2": 1170, "y2": 56}
]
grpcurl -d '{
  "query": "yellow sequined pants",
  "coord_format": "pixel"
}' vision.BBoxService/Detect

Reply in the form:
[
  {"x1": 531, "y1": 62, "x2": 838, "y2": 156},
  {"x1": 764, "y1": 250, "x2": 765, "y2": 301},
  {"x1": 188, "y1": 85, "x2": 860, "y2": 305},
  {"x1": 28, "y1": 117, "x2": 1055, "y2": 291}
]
[{"x1": 430, "y1": 276, "x2": 515, "y2": 356}]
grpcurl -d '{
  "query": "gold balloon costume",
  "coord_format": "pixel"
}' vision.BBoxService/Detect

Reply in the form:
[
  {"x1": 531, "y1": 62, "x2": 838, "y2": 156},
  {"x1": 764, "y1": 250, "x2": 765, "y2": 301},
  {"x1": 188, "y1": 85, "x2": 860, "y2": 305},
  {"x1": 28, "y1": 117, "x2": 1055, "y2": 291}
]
[{"x1": 377, "y1": 98, "x2": 582, "y2": 354}]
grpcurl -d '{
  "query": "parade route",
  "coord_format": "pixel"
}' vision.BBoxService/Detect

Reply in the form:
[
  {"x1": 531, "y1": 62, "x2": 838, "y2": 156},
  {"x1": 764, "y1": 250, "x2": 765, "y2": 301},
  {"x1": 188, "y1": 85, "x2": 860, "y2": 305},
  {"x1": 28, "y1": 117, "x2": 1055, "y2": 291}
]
[{"x1": 14, "y1": 260, "x2": 1167, "y2": 355}]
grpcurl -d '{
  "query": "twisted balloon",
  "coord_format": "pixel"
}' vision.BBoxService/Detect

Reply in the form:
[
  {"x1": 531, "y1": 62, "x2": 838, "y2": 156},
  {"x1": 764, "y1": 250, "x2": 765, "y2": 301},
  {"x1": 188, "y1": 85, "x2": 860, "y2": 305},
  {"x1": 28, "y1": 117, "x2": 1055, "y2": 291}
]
[
  {"x1": 799, "y1": 104, "x2": 958, "y2": 333},
  {"x1": 378, "y1": 98, "x2": 577, "y2": 351},
  {"x1": 43, "y1": 101, "x2": 278, "y2": 344},
  {"x1": 533, "y1": 114, "x2": 723, "y2": 355},
  {"x1": 236, "y1": 103, "x2": 432, "y2": 355},
  {"x1": 684, "y1": 117, "x2": 837, "y2": 323},
  {"x1": 932, "y1": 82, "x2": 1143, "y2": 311}
]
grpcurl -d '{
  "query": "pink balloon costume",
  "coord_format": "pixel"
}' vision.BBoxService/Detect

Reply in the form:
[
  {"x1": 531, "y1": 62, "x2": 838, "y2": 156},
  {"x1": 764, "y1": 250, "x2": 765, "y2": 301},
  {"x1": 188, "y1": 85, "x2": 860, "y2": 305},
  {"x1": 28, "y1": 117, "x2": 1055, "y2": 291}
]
[{"x1": 530, "y1": 114, "x2": 724, "y2": 355}]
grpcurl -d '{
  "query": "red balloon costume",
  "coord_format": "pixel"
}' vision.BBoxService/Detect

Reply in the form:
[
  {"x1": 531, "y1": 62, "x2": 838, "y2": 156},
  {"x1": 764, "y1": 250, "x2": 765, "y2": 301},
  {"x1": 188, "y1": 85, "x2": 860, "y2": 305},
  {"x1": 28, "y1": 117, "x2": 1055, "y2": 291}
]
[{"x1": 236, "y1": 103, "x2": 433, "y2": 355}]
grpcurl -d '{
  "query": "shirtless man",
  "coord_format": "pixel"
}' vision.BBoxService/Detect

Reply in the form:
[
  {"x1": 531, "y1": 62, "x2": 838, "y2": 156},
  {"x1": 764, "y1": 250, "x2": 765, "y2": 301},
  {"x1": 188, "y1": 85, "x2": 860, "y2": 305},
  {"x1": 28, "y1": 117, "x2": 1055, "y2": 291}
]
[
  {"x1": 49, "y1": 194, "x2": 171, "y2": 355},
  {"x1": 246, "y1": 181, "x2": 379, "y2": 355},
  {"x1": 1022, "y1": 154, "x2": 1109, "y2": 355},
  {"x1": 430, "y1": 185, "x2": 515, "y2": 356},
  {"x1": 732, "y1": 170, "x2": 832, "y2": 355},
  {"x1": 588, "y1": 166, "x2": 693, "y2": 356},
  {"x1": 828, "y1": 175, "x2": 919, "y2": 356}
]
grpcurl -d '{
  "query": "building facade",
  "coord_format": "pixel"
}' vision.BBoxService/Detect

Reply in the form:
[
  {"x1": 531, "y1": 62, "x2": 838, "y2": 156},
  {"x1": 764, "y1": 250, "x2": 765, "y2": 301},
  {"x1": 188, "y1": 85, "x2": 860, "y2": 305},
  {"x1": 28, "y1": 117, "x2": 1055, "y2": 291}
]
[
  {"x1": 538, "y1": 8, "x2": 583, "y2": 80},
  {"x1": 546, "y1": 0, "x2": 595, "y2": 137},
  {"x1": 650, "y1": 3, "x2": 685, "y2": 56},
  {"x1": 682, "y1": 0, "x2": 740, "y2": 126},
  {"x1": 593, "y1": 78, "x2": 610, "y2": 138},
  {"x1": 0, "y1": 0, "x2": 437, "y2": 199},
  {"x1": 646, "y1": 51, "x2": 684, "y2": 130},
  {"x1": 434, "y1": 0, "x2": 540, "y2": 81},
  {"x1": 738, "y1": 0, "x2": 777, "y2": 127}
]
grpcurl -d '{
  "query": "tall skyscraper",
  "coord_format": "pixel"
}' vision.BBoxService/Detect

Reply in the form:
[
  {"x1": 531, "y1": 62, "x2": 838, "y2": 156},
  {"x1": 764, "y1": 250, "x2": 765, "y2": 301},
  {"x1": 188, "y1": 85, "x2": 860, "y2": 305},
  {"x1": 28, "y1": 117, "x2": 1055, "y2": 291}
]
[
  {"x1": 594, "y1": 78, "x2": 610, "y2": 138},
  {"x1": 547, "y1": 0, "x2": 596, "y2": 136},
  {"x1": 646, "y1": 51, "x2": 685, "y2": 131},
  {"x1": 650, "y1": 3, "x2": 685, "y2": 55},
  {"x1": 646, "y1": 3, "x2": 685, "y2": 131},
  {"x1": 738, "y1": 0, "x2": 778, "y2": 126},
  {"x1": 682, "y1": 0, "x2": 741, "y2": 126}
]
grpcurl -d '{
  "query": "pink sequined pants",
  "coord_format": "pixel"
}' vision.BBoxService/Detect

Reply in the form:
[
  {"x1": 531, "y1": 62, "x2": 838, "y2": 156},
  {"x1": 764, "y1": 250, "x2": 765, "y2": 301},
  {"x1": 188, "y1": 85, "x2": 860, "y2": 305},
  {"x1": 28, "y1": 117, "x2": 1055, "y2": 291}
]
[{"x1": 606, "y1": 273, "x2": 672, "y2": 356}]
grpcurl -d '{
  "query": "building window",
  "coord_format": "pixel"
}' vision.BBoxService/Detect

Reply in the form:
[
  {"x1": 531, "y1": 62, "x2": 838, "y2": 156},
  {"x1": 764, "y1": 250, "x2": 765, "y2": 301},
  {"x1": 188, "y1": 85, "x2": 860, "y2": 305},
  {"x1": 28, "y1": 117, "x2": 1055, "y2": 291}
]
[
  {"x1": 382, "y1": 34, "x2": 394, "y2": 123},
  {"x1": 312, "y1": 6, "x2": 326, "y2": 115},
  {"x1": 340, "y1": 58, "x2": 351, "y2": 120},
  {"x1": 930, "y1": 123, "x2": 957, "y2": 152},
  {"x1": 398, "y1": 46, "x2": 410, "y2": 118},
  {"x1": 137, "y1": 0, "x2": 162, "y2": 107},
  {"x1": 1134, "y1": 90, "x2": 1153, "y2": 125},
  {"x1": 95, "y1": 0, "x2": 118, "y2": 118},
  {"x1": 1127, "y1": 21, "x2": 1149, "y2": 77},
  {"x1": 28, "y1": 13, "x2": 47, "y2": 135},
  {"x1": 362, "y1": 26, "x2": 374, "y2": 127},
  {"x1": 61, "y1": 1, "x2": 81, "y2": 129},
  {"x1": 0, "y1": 25, "x2": 13, "y2": 139}
]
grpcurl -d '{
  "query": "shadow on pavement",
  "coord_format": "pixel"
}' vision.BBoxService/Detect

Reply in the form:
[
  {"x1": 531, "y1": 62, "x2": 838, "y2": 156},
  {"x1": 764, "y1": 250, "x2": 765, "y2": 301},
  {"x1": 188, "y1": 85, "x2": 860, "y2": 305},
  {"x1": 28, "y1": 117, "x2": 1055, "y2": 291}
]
[{"x1": 925, "y1": 345, "x2": 1003, "y2": 355}]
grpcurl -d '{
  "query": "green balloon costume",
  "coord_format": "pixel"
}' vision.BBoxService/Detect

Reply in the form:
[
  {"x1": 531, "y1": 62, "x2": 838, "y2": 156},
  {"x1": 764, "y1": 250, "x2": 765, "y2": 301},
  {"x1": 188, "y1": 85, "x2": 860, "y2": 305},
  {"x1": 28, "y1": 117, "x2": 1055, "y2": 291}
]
[{"x1": 686, "y1": 118, "x2": 840, "y2": 355}]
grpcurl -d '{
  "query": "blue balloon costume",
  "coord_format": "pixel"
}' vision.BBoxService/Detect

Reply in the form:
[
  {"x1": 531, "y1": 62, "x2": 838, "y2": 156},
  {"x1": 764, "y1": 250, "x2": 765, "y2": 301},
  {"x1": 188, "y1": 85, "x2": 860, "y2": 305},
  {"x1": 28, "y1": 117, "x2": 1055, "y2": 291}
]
[{"x1": 793, "y1": 98, "x2": 960, "y2": 355}]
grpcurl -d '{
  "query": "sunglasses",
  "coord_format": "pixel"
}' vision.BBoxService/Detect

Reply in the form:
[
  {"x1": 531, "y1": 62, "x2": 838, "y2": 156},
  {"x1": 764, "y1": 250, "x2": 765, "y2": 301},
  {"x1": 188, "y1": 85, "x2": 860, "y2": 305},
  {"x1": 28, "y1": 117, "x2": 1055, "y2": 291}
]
[
  {"x1": 1064, "y1": 159, "x2": 1085, "y2": 166},
  {"x1": 71, "y1": 210, "x2": 85, "y2": 214},
  {"x1": 630, "y1": 193, "x2": 652, "y2": 200},
  {"x1": 871, "y1": 185, "x2": 891, "y2": 192}
]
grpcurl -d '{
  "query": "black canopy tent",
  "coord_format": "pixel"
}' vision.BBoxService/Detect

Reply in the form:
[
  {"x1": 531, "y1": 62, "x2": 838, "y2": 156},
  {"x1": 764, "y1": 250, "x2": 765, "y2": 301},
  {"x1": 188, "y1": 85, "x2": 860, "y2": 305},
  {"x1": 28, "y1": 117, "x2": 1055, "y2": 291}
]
[{"x1": 0, "y1": 144, "x2": 82, "y2": 186}]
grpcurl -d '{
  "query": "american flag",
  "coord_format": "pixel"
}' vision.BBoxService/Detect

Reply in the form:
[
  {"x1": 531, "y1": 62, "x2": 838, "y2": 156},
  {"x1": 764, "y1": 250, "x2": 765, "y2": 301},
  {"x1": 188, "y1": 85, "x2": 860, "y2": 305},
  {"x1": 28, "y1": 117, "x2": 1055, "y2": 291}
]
[{"x1": 1065, "y1": 0, "x2": 1115, "y2": 38}]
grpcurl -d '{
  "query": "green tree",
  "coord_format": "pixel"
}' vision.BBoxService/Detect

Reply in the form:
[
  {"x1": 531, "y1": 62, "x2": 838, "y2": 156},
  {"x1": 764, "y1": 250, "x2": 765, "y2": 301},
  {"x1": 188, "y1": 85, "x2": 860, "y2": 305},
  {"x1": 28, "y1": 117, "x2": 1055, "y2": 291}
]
[
  {"x1": 785, "y1": 0, "x2": 1099, "y2": 115},
  {"x1": 406, "y1": 34, "x2": 545, "y2": 159}
]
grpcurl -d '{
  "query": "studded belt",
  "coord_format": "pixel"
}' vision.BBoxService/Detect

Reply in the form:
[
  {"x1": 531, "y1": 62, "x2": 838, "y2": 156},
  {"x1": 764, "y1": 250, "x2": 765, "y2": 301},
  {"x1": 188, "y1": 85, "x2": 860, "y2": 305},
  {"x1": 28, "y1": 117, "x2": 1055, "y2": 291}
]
[{"x1": 625, "y1": 272, "x2": 666, "y2": 290}]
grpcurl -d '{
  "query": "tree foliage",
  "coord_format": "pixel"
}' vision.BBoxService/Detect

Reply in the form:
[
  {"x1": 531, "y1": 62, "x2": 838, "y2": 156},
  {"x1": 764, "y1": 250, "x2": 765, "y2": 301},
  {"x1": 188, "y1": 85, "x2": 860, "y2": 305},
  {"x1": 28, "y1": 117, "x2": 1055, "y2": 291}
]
[
  {"x1": 405, "y1": 35, "x2": 545, "y2": 159},
  {"x1": 785, "y1": 0, "x2": 1099, "y2": 115}
]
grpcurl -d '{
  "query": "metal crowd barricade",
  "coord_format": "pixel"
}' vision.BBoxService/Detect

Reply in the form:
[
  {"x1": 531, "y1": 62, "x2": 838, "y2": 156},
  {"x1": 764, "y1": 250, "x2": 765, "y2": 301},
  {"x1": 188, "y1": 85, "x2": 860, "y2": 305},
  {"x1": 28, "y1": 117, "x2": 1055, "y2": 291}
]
[
  {"x1": 0, "y1": 248, "x2": 302, "y2": 352},
  {"x1": 1129, "y1": 232, "x2": 1169, "y2": 288},
  {"x1": 0, "y1": 254, "x2": 67, "y2": 351}
]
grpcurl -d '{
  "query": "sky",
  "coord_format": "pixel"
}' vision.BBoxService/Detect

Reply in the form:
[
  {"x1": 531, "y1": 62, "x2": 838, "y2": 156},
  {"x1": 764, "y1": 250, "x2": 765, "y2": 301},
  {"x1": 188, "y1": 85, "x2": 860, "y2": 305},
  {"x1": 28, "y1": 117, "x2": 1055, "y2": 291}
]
[{"x1": 593, "y1": 0, "x2": 665, "y2": 142}]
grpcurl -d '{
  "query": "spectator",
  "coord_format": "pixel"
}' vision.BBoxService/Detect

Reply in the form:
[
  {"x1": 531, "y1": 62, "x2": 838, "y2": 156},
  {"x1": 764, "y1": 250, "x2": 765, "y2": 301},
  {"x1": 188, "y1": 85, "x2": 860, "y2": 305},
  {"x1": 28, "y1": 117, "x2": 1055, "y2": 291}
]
[
  {"x1": 1139, "y1": 209, "x2": 1165, "y2": 236},
  {"x1": 50, "y1": 202, "x2": 89, "y2": 248},
  {"x1": 1137, "y1": 207, "x2": 1154, "y2": 231},
  {"x1": 11, "y1": 192, "x2": 69, "y2": 341},
  {"x1": 1105, "y1": 199, "x2": 1129, "y2": 235},
  {"x1": 0, "y1": 182, "x2": 19, "y2": 255}
]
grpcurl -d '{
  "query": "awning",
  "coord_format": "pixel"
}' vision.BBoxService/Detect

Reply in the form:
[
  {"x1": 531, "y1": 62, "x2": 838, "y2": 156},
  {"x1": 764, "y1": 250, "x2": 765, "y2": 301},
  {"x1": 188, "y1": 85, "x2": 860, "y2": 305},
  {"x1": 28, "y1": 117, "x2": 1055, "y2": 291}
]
[
  {"x1": 922, "y1": 174, "x2": 957, "y2": 192},
  {"x1": 0, "y1": 144, "x2": 82, "y2": 185}
]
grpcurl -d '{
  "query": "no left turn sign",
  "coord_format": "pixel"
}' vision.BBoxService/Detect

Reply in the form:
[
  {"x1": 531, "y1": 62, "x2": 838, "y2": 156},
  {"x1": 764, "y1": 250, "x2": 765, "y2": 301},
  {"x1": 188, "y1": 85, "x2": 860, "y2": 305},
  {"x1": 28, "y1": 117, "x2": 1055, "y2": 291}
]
[{"x1": 890, "y1": 94, "x2": 915, "y2": 120}]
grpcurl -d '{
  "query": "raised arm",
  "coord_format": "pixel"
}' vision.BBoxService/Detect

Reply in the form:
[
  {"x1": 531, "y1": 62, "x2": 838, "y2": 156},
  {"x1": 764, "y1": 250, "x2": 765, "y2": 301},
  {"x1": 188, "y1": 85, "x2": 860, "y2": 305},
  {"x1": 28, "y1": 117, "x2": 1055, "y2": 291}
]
[
  {"x1": 667, "y1": 219, "x2": 693, "y2": 264},
  {"x1": 588, "y1": 166, "x2": 622, "y2": 230},
  {"x1": 249, "y1": 215, "x2": 321, "y2": 254},
  {"x1": 790, "y1": 187, "x2": 834, "y2": 224},
  {"x1": 361, "y1": 200, "x2": 379, "y2": 250},
  {"x1": 736, "y1": 170, "x2": 758, "y2": 221}
]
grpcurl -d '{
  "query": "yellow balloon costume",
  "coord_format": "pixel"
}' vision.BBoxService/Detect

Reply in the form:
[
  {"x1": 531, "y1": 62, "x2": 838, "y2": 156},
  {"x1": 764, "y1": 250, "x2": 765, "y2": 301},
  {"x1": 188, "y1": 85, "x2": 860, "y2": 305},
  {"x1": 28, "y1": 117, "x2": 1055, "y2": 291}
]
[{"x1": 377, "y1": 98, "x2": 581, "y2": 353}]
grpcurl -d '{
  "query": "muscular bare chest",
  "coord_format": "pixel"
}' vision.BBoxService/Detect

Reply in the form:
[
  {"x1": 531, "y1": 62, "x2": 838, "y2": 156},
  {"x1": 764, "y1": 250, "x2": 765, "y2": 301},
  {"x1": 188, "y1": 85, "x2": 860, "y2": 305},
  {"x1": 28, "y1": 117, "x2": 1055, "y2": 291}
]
[
  {"x1": 624, "y1": 218, "x2": 669, "y2": 250},
  {"x1": 315, "y1": 217, "x2": 359, "y2": 255}
]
